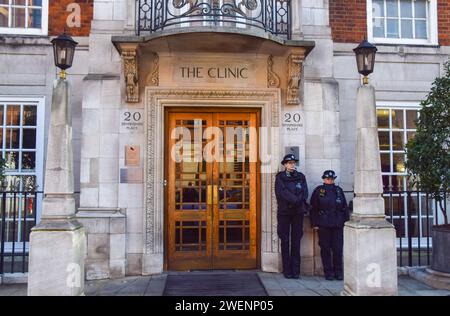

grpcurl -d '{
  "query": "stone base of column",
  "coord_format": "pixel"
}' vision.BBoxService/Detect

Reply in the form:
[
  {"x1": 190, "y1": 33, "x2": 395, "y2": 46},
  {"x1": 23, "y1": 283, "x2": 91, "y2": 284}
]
[
  {"x1": 342, "y1": 216, "x2": 398, "y2": 296},
  {"x1": 27, "y1": 219, "x2": 86, "y2": 296},
  {"x1": 142, "y1": 253, "x2": 164, "y2": 275}
]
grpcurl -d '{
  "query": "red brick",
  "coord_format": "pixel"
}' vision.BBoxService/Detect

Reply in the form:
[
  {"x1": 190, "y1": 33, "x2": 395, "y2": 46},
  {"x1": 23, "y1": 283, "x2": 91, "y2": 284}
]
[{"x1": 48, "y1": 0, "x2": 93, "y2": 36}]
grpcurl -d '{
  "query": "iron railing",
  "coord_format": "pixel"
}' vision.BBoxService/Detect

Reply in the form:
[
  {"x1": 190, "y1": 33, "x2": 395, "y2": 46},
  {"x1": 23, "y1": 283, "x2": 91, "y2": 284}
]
[
  {"x1": 345, "y1": 190, "x2": 449, "y2": 267},
  {"x1": 383, "y1": 190, "x2": 448, "y2": 267},
  {"x1": 136, "y1": 0, "x2": 292, "y2": 39},
  {"x1": 0, "y1": 191, "x2": 42, "y2": 275}
]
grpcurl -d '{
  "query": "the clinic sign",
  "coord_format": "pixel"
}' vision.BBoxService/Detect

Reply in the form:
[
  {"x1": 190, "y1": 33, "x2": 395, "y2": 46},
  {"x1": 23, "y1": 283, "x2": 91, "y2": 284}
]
[
  {"x1": 169, "y1": 59, "x2": 260, "y2": 86},
  {"x1": 180, "y1": 66, "x2": 249, "y2": 79}
]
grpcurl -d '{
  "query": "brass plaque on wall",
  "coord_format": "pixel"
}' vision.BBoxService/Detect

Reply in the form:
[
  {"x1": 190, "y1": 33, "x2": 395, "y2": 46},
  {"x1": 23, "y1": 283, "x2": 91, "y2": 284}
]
[{"x1": 125, "y1": 145, "x2": 140, "y2": 166}]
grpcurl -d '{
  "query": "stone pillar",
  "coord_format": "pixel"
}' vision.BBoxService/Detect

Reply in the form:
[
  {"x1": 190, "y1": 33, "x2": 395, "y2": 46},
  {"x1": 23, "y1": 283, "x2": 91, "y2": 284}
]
[
  {"x1": 342, "y1": 85, "x2": 398, "y2": 296},
  {"x1": 28, "y1": 80, "x2": 86, "y2": 296}
]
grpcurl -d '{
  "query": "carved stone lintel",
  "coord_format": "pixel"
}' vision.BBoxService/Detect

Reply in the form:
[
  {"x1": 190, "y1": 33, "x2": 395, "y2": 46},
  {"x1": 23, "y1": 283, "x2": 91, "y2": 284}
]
[
  {"x1": 149, "y1": 53, "x2": 159, "y2": 86},
  {"x1": 286, "y1": 53, "x2": 304, "y2": 105},
  {"x1": 267, "y1": 55, "x2": 280, "y2": 88},
  {"x1": 121, "y1": 46, "x2": 139, "y2": 103}
]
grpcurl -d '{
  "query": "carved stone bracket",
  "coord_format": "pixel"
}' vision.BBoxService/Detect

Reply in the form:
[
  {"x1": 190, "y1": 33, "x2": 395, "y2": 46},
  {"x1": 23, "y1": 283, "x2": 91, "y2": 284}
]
[
  {"x1": 286, "y1": 52, "x2": 305, "y2": 105},
  {"x1": 267, "y1": 55, "x2": 280, "y2": 88},
  {"x1": 121, "y1": 44, "x2": 139, "y2": 103}
]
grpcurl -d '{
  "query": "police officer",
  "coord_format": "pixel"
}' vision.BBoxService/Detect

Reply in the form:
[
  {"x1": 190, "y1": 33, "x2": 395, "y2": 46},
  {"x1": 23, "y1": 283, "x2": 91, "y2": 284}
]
[
  {"x1": 310, "y1": 170, "x2": 349, "y2": 281},
  {"x1": 275, "y1": 154, "x2": 309, "y2": 279}
]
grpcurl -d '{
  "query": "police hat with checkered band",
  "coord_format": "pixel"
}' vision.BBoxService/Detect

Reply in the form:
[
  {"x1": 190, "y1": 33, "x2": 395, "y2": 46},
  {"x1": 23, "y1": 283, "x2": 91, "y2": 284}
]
[
  {"x1": 322, "y1": 170, "x2": 337, "y2": 179},
  {"x1": 281, "y1": 154, "x2": 299, "y2": 165}
]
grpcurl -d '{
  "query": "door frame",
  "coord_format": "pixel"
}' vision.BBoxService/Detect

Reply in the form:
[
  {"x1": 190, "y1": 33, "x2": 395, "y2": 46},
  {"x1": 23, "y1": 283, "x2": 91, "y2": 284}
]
[
  {"x1": 163, "y1": 107, "x2": 261, "y2": 271},
  {"x1": 142, "y1": 87, "x2": 282, "y2": 275}
]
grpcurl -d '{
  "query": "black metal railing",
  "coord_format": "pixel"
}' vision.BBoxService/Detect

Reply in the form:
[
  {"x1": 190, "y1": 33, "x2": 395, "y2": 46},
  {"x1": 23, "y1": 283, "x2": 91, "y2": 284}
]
[
  {"x1": 383, "y1": 190, "x2": 448, "y2": 267},
  {"x1": 0, "y1": 191, "x2": 42, "y2": 275},
  {"x1": 136, "y1": 0, "x2": 292, "y2": 39},
  {"x1": 345, "y1": 190, "x2": 448, "y2": 267}
]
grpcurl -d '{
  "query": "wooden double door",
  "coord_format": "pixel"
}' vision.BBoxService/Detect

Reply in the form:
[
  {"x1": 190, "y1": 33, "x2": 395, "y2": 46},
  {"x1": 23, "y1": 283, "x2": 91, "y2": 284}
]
[{"x1": 166, "y1": 109, "x2": 259, "y2": 270}]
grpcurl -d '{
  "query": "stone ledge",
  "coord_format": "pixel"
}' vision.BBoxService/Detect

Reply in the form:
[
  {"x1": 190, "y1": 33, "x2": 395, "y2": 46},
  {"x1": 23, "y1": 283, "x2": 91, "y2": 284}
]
[
  {"x1": 345, "y1": 217, "x2": 395, "y2": 229},
  {"x1": 0, "y1": 273, "x2": 28, "y2": 285},
  {"x1": 31, "y1": 218, "x2": 84, "y2": 232},
  {"x1": 0, "y1": 35, "x2": 89, "y2": 47},
  {"x1": 83, "y1": 74, "x2": 121, "y2": 81},
  {"x1": 407, "y1": 267, "x2": 450, "y2": 290},
  {"x1": 112, "y1": 27, "x2": 315, "y2": 56},
  {"x1": 77, "y1": 208, "x2": 125, "y2": 218}
]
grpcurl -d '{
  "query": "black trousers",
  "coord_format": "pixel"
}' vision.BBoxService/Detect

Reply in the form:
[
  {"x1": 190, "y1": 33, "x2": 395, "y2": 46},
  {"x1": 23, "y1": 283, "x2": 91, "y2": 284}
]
[
  {"x1": 277, "y1": 213, "x2": 304, "y2": 276},
  {"x1": 318, "y1": 226, "x2": 344, "y2": 277}
]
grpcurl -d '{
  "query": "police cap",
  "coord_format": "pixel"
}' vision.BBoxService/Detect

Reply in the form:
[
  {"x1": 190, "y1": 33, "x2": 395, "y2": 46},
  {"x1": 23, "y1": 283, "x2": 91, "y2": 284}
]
[
  {"x1": 322, "y1": 170, "x2": 337, "y2": 179},
  {"x1": 281, "y1": 154, "x2": 299, "y2": 165}
]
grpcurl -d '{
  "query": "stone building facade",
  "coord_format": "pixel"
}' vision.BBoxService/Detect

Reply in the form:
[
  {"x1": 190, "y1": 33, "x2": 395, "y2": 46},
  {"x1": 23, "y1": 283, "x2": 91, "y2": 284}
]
[{"x1": 0, "y1": 0, "x2": 449, "y2": 280}]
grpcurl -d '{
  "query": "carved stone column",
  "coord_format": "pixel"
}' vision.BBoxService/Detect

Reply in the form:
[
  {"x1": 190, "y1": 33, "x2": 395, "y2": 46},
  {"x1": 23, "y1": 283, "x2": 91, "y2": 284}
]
[
  {"x1": 343, "y1": 85, "x2": 398, "y2": 296},
  {"x1": 120, "y1": 44, "x2": 140, "y2": 103},
  {"x1": 28, "y1": 79, "x2": 86, "y2": 296}
]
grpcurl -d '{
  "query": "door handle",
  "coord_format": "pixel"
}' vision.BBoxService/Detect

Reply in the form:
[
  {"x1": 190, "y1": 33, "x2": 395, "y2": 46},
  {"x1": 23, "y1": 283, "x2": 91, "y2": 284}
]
[
  {"x1": 207, "y1": 185, "x2": 213, "y2": 205},
  {"x1": 207, "y1": 185, "x2": 219, "y2": 205},
  {"x1": 213, "y1": 185, "x2": 218, "y2": 205}
]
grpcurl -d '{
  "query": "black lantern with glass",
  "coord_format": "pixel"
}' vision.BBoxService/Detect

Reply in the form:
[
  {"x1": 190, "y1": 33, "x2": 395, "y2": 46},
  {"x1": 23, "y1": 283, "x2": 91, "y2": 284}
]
[
  {"x1": 353, "y1": 39, "x2": 377, "y2": 85},
  {"x1": 51, "y1": 32, "x2": 78, "y2": 80}
]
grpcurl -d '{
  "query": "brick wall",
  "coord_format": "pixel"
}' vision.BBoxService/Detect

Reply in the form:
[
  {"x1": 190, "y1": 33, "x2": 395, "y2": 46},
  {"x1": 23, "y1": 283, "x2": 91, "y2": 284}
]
[
  {"x1": 329, "y1": 0, "x2": 367, "y2": 43},
  {"x1": 48, "y1": 0, "x2": 93, "y2": 36},
  {"x1": 438, "y1": 0, "x2": 450, "y2": 46},
  {"x1": 329, "y1": 0, "x2": 450, "y2": 46}
]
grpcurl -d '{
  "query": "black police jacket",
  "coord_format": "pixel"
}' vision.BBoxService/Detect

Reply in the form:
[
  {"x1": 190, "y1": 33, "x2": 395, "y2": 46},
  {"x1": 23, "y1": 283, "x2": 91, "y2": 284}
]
[
  {"x1": 275, "y1": 170, "x2": 309, "y2": 215},
  {"x1": 310, "y1": 184, "x2": 349, "y2": 228}
]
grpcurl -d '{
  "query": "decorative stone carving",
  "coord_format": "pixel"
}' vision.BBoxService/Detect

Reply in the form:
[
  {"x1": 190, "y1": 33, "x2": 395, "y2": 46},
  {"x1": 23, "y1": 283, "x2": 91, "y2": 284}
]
[
  {"x1": 286, "y1": 53, "x2": 304, "y2": 105},
  {"x1": 267, "y1": 55, "x2": 280, "y2": 88},
  {"x1": 146, "y1": 96, "x2": 156, "y2": 253},
  {"x1": 122, "y1": 47, "x2": 139, "y2": 103},
  {"x1": 148, "y1": 53, "x2": 159, "y2": 86}
]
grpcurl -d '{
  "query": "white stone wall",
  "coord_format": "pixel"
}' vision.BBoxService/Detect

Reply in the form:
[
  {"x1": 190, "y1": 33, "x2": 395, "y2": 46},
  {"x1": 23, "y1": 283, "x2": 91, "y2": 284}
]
[{"x1": 78, "y1": 0, "x2": 138, "y2": 279}]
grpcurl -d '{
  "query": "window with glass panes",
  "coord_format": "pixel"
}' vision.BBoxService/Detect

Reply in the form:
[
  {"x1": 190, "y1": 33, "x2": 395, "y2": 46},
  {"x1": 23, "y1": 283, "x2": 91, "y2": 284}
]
[
  {"x1": 377, "y1": 104, "x2": 434, "y2": 244},
  {"x1": 369, "y1": 0, "x2": 438, "y2": 44},
  {"x1": 0, "y1": 0, "x2": 48, "y2": 35},
  {"x1": 0, "y1": 97, "x2": 44, "y2": 255}
]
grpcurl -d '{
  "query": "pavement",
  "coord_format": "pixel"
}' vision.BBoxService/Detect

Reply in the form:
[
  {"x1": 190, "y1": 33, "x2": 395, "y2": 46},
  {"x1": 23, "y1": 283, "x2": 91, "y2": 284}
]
[{"x1": 0, "y1": 272, "x2": 449, "y2": 296}]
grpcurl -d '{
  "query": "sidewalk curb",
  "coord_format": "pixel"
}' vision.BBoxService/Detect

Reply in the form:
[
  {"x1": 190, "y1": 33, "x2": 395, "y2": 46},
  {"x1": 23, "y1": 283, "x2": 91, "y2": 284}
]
[{"x1": 406, "y1": 267, "x2": 450, "y2": 291}]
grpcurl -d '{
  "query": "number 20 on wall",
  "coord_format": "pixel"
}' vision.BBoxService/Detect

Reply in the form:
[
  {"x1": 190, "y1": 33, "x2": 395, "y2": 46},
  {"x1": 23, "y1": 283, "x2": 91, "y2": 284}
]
[{"x1": 123, "y1": 111, "x2": 142, "y2": 122}]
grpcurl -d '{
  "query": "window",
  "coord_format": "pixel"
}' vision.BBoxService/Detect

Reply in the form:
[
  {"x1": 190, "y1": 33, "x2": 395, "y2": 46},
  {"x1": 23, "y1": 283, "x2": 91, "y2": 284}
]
[
  {"x1": 367, "y1": 0, "x2": 438, "y2": 45},
  {"x1": 0, "y1": 0, "x2": 48, "y2": 35},
  {"x1": 377, "y1": 102, "x2": 436, "y2": 247},
  {"x1": 0, "y1": 96, "x2": 45, "y2": 255}
]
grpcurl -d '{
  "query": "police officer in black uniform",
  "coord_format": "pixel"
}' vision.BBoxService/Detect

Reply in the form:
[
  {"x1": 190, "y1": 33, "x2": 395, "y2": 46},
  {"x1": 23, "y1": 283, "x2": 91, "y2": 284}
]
[
  {"x1": 310, "y1": 170, "x2": 349, "y2": 281},
  {"x1": 275, "y1": 154, "x2": 309, "y2": 279}
]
